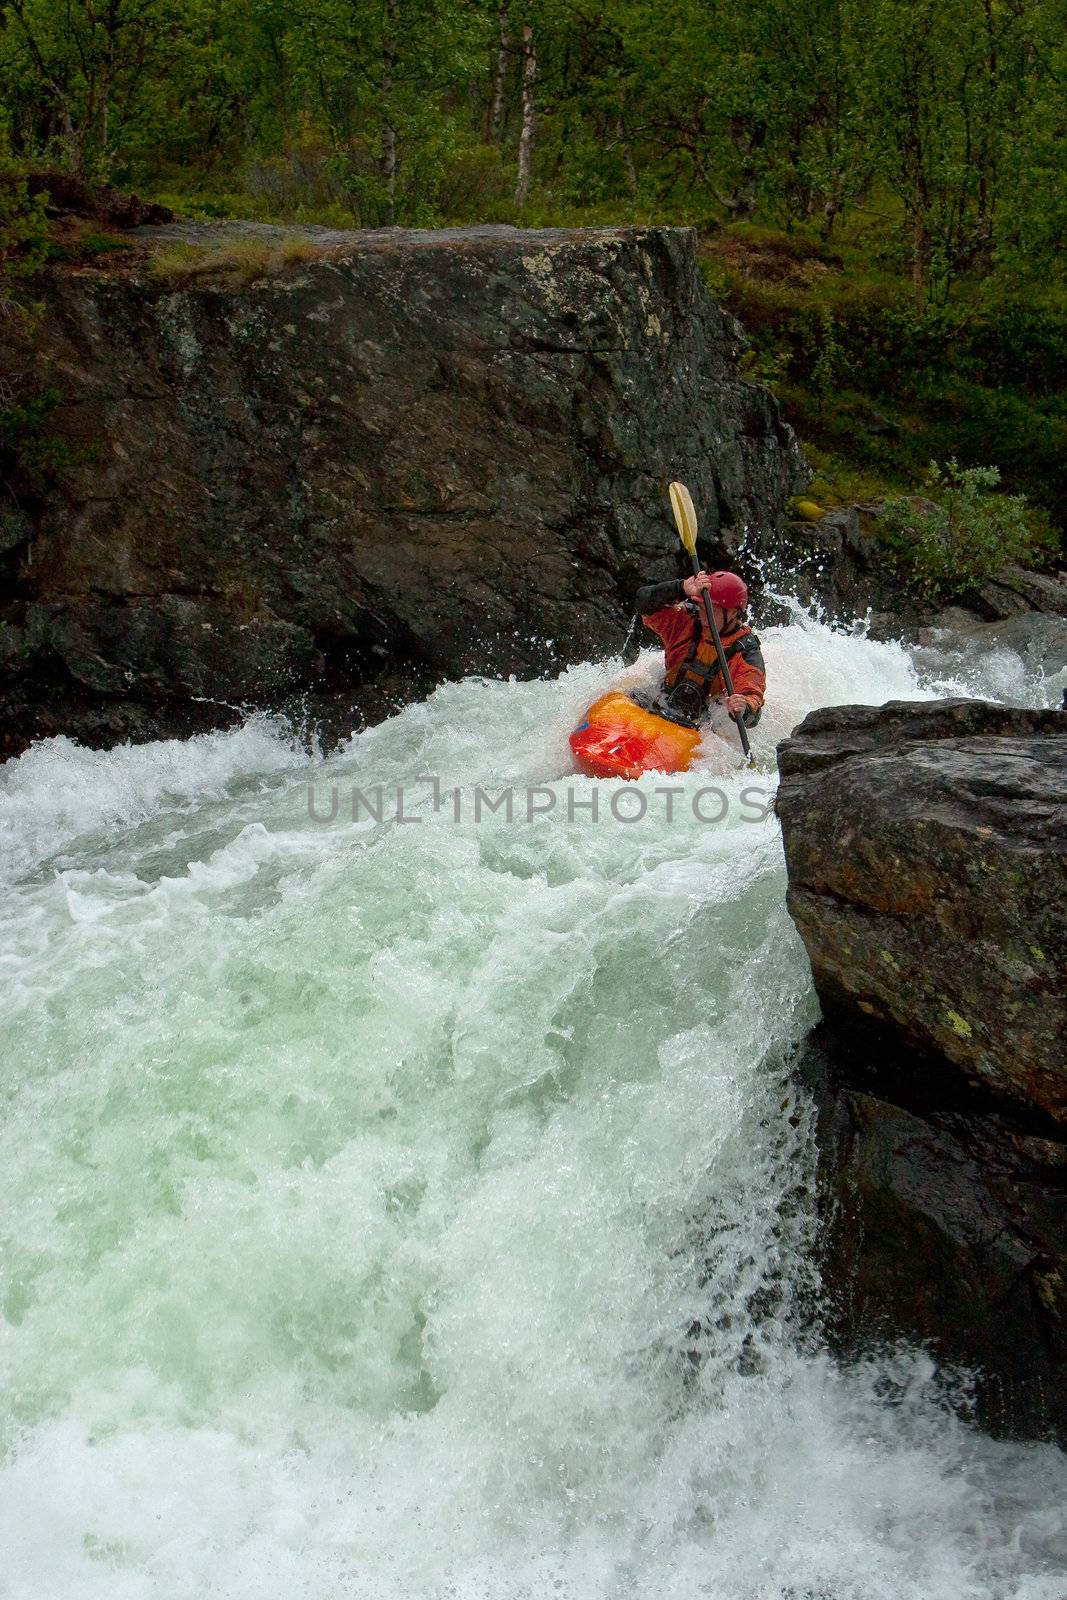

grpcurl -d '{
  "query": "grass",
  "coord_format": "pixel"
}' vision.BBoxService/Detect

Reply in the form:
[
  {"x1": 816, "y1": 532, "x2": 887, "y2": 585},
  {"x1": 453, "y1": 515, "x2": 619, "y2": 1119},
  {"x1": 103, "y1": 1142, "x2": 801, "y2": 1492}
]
[
  {"x1": 149, "y1": 234, "x2": 336, "y2": 286},
  {"x1": 278, "y1": 236, "x2": 323, "y2": 265},
  {"x1": 790, "y1": 446, "x2": 906, "y2": 511}
]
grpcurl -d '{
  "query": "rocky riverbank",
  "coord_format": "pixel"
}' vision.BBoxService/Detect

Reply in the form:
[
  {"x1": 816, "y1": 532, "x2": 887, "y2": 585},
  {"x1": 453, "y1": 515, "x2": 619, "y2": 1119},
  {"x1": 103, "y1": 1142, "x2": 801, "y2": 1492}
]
[
  {"x1": 769, "y1": 502, "x2": 1067, "y2": 679},
  {"x1": 777, "y1": 699, "x2": 1067, "y2": 1443},
  {"x1": 0, "y1": 221, "x2": 803, "y2": 757}
]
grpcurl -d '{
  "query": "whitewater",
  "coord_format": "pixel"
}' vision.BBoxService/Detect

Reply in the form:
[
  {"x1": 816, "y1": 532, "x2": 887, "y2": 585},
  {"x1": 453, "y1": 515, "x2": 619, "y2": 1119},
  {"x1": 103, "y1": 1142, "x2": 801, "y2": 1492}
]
[{"x1": 1, "y1": 607, "x2": 1065, "y2": 1600}]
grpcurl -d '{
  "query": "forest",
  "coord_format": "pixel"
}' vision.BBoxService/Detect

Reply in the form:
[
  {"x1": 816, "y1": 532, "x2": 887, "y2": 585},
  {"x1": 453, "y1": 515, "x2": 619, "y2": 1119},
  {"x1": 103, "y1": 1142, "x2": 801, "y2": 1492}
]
[{"x1": 1, "y1": 0, "x2": 1066, "y2": 539}]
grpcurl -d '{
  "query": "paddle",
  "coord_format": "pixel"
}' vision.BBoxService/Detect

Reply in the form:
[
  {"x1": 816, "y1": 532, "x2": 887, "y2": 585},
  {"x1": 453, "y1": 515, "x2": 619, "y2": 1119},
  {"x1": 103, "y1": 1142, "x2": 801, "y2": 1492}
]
[{"x1": 668, "y1": 480, "x2": 754, "y2": 766}]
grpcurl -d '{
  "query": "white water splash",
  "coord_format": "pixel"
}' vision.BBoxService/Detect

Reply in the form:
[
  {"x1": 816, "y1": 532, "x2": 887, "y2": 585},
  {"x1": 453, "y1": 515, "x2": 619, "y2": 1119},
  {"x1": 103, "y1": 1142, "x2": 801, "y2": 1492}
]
[{"x1": 0, "y1": 611, "x2": 1063, "y2": 1599}]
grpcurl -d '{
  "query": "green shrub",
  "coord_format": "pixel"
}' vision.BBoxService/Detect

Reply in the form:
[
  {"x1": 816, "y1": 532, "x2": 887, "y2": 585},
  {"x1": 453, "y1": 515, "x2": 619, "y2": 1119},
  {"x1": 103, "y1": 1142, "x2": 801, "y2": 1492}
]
[
  {"x1": 80, "y1": 231, "x2": 135, "y2": 257},
  {"x1": 699, "y1": 256, "x2": 731, "y2": 302},
  {"x1": 0, "y1": 163, "x2": 49, "y2": 279},
  {"x1": 740, "y1": 343, "x2": 790, "y2": 387},
  {"x1": 878, "y1": 460, "x2": 1034, "y2": 601}
]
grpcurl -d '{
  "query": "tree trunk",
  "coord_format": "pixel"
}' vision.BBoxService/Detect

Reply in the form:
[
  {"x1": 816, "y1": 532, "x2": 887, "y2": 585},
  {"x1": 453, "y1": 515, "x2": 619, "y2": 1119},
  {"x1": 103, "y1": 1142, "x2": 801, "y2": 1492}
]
[
  {"x1": 61, "y1": 107, "x2": 82, "y2": 176},
  {"x1": 616, "y1": 88, "x2": 638, "y2": 200},
  {"x1": 485, "y1": 5, "x2": 509, "y2": 144},
  {"x1": 724, "y1": 119, "x2": 764, "y2": 219},
  {"x1": 381, "y1": 0, "x2": 399, "y2": 224},
  {"x1": 98, "y1": 0, "x2": 121, "y2": 167},
  {"x1": 98, "y1": 64, "x2": 111, "y2": 160},
  {"x1": 910, "y1": 182, "x2": 928, "y2": 310},
  {"x1": 515, "y1": 22, "x2": 536, "y2": 206}
]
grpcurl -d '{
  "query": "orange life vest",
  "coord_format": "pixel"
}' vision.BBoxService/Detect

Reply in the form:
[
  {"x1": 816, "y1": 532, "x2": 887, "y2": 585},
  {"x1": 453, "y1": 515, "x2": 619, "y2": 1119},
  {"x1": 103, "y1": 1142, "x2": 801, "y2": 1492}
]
[{"x1": 662, "y1": 603, "x2": 766, "y2": 722}]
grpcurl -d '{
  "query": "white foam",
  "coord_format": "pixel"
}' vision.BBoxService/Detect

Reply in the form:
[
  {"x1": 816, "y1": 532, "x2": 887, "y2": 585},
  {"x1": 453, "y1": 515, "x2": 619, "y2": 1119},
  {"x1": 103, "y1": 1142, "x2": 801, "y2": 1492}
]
[
  {"x1": 0, "y1": 716, "x2": 308, "y2": 887},
  {"x1": 0, "y1": 610, "x2": 1063, "y2": 1599}
]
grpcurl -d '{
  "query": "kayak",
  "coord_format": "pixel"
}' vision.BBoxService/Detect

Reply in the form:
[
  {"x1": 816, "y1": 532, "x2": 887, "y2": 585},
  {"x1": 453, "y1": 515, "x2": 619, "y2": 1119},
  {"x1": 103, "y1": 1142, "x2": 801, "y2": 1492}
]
[{"x1": 569, "y1": 691, "x2": 701, "y2": 780}]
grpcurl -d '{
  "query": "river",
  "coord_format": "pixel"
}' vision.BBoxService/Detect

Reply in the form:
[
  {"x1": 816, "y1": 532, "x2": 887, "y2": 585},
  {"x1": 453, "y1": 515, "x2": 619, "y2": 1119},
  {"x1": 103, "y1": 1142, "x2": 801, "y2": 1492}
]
[{"x1": 1, "y1": 605, "x2": 1065, "y2": 1599}]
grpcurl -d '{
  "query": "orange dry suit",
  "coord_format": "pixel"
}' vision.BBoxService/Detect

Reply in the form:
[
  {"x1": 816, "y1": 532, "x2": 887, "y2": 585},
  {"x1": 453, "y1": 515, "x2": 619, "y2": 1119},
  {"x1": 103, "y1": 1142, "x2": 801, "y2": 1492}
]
[{"x1": 635, "y1": 579, "x2": 766, "y2": 727}]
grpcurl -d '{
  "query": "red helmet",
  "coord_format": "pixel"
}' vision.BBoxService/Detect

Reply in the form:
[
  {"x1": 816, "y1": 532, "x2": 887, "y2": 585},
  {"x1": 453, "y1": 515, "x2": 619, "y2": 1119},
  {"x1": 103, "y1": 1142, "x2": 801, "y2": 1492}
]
[{"x1": 707, "y1": 570, "x2": 748, "y2": 609}]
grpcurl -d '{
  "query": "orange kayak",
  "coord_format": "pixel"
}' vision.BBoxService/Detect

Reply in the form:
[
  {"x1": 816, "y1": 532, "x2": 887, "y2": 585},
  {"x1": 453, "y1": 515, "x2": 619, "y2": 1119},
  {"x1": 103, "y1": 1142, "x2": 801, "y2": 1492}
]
[{"x1": 569, "y1": 691, "x2": 701, "y2": 780}]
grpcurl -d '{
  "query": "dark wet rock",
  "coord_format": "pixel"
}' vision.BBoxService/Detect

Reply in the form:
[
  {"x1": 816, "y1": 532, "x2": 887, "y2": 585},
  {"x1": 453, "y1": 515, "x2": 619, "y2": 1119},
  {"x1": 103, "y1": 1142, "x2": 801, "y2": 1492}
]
[
  {"x1": 770, "y1": 502, "x2": 900, "y2": 621},
  {"x1": 0, "y1": 509, "x2": 32, "y2": 557},
  {"x1": 965, "y1": 564, "x2": 1067, "y2": 624},
  {"x1": 0, "y1": 222, "x2": 803, "y2": 756},
  {"x1": 25, "y1": 597, "x2": 318, "y2": 699},
  {"x1": 779, "y1": 699, "x2": 1067, "y2": 1442},
  {"x1": 778, "y1": 699, "x2": 1066, "y2": 1120},
  {"x1": 798, "y1": 1021, "x2": 1067, "y2": 1443}
]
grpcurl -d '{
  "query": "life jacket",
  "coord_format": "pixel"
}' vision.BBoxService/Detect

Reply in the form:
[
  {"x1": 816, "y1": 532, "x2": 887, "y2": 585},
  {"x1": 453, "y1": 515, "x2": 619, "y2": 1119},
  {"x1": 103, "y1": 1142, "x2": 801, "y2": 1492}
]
[{"x1": 662, "y1": 603, "x2": 765, "y2": 725}]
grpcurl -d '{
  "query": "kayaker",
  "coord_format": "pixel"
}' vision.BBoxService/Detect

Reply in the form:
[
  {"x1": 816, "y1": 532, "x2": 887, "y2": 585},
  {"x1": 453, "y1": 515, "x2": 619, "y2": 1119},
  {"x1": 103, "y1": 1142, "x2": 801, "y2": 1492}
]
[{"x1": 634, "y1": 569, "x2": 766, "y2": 728}]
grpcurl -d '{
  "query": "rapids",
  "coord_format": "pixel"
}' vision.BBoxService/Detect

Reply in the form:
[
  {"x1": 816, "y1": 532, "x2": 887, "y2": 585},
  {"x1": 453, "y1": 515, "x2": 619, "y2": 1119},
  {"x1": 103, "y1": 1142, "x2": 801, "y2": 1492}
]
[{"x1": 1, "y1": 607, "x2": 1065, "y2": 1599}]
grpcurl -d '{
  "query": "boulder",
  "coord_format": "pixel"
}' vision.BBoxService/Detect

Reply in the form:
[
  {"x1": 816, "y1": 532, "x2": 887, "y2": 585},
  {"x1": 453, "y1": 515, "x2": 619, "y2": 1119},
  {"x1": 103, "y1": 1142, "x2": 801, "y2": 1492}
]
[
  {"x1": 966, "y1": 564, "x2": 1067, "y2": 623},
  {"x1": 798, "y1": 1022, "x2": 1067, "y2": 1442},
  {"x1": 0, "y1": 222, "x2": 804, "y2": 755},
  {"x1": 772, "y1": 502, "x2": 900, "y2": 621},
  {"x1": 778, "y1": 699, "x2": 1067, "y2": 1441}
]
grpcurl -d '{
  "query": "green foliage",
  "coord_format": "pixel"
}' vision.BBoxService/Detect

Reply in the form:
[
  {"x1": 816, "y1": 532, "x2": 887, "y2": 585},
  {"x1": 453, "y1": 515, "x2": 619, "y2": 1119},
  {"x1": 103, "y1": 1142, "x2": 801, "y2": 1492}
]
[
  {"x1": 43, "y1": 228, "x2": 137, "y2": 262},
  {"x1": 808, "y1": 305, "x2": 843, "y2": 397},
  {"x1": 79, "y1": 230, "x2": 133, "y2": 256},
  {"x1": 0, "y1": 161, "x2": 49, "y2": 280},
  {"x1": 878, "y1": 460, "x2": 1035, "y2": 600},
  {"x1": 801, "y1": 445, "x2": 905, "y2": 508},
  {"x1": 740, "y1": 342, "x2": 790, "y2": 389},
  {"x1": 0, "y1": 0, "x2": 1060, "y2": 282},
  {"x1": 709, "y1": 224, "x2": 1067, "y2": 534},
  {"x1": 0, "y1": 0, "x2": 1061, "y2": 548}
]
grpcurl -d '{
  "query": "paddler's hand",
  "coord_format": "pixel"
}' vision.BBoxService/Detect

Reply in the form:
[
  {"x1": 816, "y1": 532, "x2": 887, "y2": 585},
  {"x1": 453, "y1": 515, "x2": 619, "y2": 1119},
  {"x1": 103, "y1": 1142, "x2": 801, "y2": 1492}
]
[
  {"x1": 683, "y1": 572, "x2": 712, "y2": 601},
  {"x1": 724, "y1": 693, "x2": 750, "y2": 717}
]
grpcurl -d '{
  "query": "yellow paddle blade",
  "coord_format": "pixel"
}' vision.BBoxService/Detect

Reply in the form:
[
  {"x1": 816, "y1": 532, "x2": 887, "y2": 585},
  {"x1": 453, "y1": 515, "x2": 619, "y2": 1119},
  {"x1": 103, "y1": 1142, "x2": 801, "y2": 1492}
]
[{"x1": 668, "y1": 480, "x2": 698, "y2": 557}]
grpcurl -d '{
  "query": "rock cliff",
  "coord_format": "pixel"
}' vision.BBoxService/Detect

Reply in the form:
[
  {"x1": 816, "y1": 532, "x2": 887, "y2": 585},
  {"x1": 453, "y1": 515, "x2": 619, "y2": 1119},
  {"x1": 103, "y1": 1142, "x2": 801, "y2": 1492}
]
[
  {"x1": 0, "y1": 222, "x2": 803, "y2": 754},
  {"x1": 777, "y1": 699, "x2": 1067, "y2": 1442}
]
